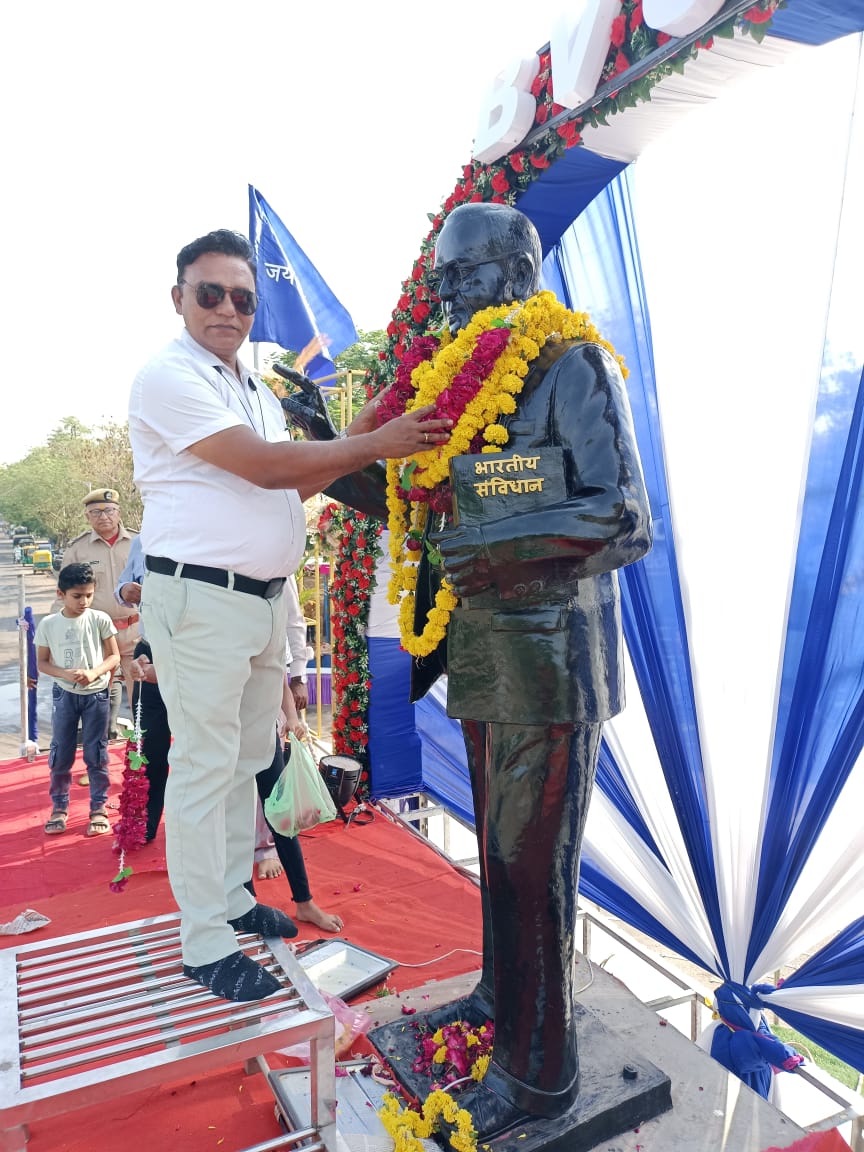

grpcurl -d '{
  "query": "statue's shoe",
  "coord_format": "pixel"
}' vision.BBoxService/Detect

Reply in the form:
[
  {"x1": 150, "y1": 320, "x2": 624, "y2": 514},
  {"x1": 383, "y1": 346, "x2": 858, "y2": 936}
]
[
  {"x1": 441, "y1": 1060, "x2": 580, "y2": 1141},
  {"x1": 438, "y1": 1079, "x2": 532, "y2": 1143}
]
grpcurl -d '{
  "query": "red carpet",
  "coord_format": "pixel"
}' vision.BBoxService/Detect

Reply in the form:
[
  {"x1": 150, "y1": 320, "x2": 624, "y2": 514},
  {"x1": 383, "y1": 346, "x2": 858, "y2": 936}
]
[{"x1": 0, "y1": 750, "x2": 482, "y2": 1150}]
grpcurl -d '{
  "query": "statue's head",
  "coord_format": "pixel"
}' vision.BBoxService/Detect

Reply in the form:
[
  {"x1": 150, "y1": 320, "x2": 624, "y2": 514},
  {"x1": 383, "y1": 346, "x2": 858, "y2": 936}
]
[{"x1": 432, "y1": 203, "x2": 542, "y2": 335}]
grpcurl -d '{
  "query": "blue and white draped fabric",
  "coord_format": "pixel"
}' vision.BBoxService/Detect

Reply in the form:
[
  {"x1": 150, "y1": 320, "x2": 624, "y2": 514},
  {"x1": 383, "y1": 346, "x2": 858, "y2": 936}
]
[
  {"x1": 544, "y1": 34, "x2": 864, "y2": 1078},
  {"x1": 409, "y1": 7, "x2": 864, "y2": 1086},
  {"x1": 702, "y1": 982, "x2": 804, "y2": 1098}
]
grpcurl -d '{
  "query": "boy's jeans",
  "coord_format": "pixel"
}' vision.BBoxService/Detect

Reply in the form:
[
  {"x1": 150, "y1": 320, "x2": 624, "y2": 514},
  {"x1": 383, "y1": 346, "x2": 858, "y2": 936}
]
[{"x1": 49, "y1": 684, "x2": 110, "y2": 812}]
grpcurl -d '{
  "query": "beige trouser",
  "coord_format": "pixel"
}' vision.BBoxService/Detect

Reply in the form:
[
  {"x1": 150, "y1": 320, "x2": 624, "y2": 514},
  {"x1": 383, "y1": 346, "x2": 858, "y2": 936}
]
[{"x1": 141, "y1": 570, "x2": 287, "y2": 967}]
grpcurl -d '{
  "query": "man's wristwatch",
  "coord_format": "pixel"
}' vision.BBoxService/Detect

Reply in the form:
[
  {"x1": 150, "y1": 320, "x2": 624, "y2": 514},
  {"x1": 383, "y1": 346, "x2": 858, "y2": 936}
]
[{"x1": 290, "y1": 676, "x2": 305, "y2": 685}]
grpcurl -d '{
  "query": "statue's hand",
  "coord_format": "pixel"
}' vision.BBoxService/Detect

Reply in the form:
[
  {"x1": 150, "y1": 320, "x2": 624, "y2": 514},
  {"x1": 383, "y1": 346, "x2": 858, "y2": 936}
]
[
  {"x1": 281, "y1": 390, "x2": 338, "y2": 441},
  {"x1": 430, "y1": 524, "x2": 494, "y2": 597}
]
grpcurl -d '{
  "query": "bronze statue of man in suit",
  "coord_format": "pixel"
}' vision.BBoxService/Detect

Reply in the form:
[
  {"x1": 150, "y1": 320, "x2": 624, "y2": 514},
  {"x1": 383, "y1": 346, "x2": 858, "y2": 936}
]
[{"x1": 286, "y1": 202, "x2": 652, "y2": 1141}]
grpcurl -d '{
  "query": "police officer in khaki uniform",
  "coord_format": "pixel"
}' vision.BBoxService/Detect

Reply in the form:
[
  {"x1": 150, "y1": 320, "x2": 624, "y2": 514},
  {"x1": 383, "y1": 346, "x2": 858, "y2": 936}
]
[{"x1": 62, "y1": 489, "x2": 140, "y2": 739}]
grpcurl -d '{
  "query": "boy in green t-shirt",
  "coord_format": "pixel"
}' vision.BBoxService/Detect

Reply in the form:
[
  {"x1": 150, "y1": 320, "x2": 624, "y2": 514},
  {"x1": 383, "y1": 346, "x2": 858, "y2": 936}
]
[{"x1": 35, "y1": 562, "x2": 120, "y2": 836}]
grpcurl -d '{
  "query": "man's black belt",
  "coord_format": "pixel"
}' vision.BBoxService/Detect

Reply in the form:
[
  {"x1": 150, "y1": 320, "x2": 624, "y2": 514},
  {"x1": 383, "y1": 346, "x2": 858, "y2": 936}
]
[{"x1": 145, "y1": 555, "x2": 285, "y2": 600}]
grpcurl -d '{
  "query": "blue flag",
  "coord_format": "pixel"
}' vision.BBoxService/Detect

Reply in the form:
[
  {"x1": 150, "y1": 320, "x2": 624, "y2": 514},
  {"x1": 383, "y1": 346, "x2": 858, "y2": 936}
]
[{"x1": 248, "y1": 185, "x2": 359, "y2": 381}]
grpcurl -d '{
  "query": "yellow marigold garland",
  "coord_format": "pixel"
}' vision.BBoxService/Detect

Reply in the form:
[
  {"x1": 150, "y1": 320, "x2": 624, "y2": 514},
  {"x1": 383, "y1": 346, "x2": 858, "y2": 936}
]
[
  {"x1": 378, "y1": 1088, "x2": 478, "y2": 1152},
  {"x1": 387, "y1": 291, "x2": 624, "y2": 658}
]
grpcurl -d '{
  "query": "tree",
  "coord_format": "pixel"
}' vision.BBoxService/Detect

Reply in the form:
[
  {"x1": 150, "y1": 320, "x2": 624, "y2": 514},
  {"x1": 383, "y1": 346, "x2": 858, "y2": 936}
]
[
  {"x1": 75, "y1": 422, "x2": 142, "y2": 528},
  {"x1": 335, "y1": 329, "x2": 388, "y2": 376},
  {"x1": 0, "y1": 418, "x2": 142, "y2": 546}
]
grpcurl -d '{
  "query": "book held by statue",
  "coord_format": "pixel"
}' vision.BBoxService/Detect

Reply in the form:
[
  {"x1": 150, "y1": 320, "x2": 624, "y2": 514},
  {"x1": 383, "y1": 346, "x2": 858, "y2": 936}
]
[{"x1": 450, "y1": 447, "x2": 567, "y2": 527}]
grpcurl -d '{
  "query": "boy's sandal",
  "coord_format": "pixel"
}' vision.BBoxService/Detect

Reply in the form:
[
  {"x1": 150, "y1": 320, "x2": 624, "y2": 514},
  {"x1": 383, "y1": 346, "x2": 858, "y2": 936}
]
[
  {"x1": 44, "y1": 810, "x2": 68, "y2": 835},
  {"x1": 86, "y1": 810, "x2": 111, "y2": 837}
]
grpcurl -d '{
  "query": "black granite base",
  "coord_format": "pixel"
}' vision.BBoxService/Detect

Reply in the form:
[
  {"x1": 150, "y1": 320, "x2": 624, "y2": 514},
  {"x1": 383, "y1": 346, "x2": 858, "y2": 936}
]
[{"x1": 369, "y1": 1001, "x2": 672, "y2": 1151}]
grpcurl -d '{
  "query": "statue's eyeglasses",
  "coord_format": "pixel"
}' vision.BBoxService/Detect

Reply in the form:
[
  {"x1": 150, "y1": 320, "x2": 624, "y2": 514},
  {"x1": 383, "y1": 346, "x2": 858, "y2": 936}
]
[
  {"x1": 428, "y1": 253, "x2": 519, "y2": 295},
  {"x1": 178, "y1": 280, "x2": 258, "y2": 316}
]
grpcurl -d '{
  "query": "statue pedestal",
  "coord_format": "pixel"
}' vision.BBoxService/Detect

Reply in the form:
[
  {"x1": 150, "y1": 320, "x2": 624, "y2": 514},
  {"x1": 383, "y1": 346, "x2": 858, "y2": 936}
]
[{"x1": 369, "y1": 1001, "x2": 671, "y2": 1151}]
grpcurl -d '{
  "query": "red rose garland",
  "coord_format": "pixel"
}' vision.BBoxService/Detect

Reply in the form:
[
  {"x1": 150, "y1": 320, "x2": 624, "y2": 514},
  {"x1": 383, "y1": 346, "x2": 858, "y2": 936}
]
[
  {"x1": 318, "y1": 503, "x2": 383, "y2": 794},
  {"x1": 109, "y1": 732, "x2": 149, "y2": 893}
]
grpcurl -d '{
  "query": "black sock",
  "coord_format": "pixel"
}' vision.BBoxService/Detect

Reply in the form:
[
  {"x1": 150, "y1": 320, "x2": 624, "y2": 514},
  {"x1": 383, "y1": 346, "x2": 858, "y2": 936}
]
[
  {"x1": 229, "y1": 902, "x2": 298, "y2": 939},
  {"x1": 183, "y1": 950, "x2": 281, "y2": 1001}
]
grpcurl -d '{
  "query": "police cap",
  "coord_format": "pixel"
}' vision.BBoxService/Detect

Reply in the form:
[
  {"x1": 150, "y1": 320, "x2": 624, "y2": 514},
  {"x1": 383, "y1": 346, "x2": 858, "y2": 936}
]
[{"x1": 83, "y1": 488, "x2": 120, "y2": 506}]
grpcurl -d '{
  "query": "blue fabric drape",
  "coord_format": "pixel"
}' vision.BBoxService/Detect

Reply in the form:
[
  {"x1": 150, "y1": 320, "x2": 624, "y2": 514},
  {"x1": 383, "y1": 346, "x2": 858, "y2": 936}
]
[
  {"x1": 367, "y1": 638, "x2": 423, "y2": 798},
  {"x1": 766, "y1": 1007, "x2": 864, "y2": 1076},
  {"x1": 515, "y1": 148, "x2": 626, "y2": 257},
  {"x1": 542, "y1": 170, "x2": 729, "y2": 974},
  {"x1": 416, "y1": 684, "x2": 475, "y2": 827},
  {"x1": 744, "y1": 57, "x2": 864, "y2": 973},
  {"x1": 579, "y1": 860, "x2": 712, "y2": 973},
  {"x1": 748, "y1": 362, "x2": 864, "y2": 974},
  {"x1": 770, "y1": 0, "x2": 864, "y2": 45},
  {"x1": 546, "y1": 149, "x2": 864, "y2": 1071},
  {"x1": 783, "y1": 916, "x2": 864, "y2": 988},
  {"x1": 765, "y1": 920, "x2": 864, "y2": 1073},
  {"x1": 595, "y1": 740, "x2": 661, "y2": 858},
  {"x1": 708, "y1": 982, "x2": 805, "y2": 1098}
]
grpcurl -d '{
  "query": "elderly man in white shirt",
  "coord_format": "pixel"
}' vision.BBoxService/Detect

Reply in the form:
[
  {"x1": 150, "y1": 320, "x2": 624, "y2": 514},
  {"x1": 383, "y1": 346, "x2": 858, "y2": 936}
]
[{"x1": 129, "y1": 228, "x2": 450, "y2": 1002}]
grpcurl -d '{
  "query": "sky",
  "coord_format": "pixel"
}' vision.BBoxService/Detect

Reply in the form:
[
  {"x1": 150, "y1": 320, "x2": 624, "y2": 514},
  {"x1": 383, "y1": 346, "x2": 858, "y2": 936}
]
[{"x1": 1, "y1": 3, "x2": 860, "y2": 468}]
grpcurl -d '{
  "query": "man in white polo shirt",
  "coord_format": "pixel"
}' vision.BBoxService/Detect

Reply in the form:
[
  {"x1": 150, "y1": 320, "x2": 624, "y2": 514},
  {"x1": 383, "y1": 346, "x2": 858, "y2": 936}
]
[{"x1": 129, "y1": 229, "x2": 449, "y2": 1002}]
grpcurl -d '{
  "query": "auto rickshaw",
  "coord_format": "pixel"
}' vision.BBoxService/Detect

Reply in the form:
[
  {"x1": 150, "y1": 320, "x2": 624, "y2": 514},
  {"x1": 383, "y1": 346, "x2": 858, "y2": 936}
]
[
  {"x1": 32, "y1": 548, "x2": 53, "y2": 575},
  {"x1": 21, "y1": 545, "x2": 36, "y2": 566}
]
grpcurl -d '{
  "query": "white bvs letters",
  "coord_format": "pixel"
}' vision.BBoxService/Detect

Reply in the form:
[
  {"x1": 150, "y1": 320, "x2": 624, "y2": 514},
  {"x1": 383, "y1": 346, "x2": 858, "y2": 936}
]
[
  {"x1": 473, "y1": 55, "x2": 541, "y2": 165},
  {"x1": 473, "y1": 0, "x2": 726, "y2": 163},
  {"x1": 550, "y1": 0, "x2": 621, "y2": 111},
  {"x1": 642, "y1": 0, "x2": 724, "y2": 37}
]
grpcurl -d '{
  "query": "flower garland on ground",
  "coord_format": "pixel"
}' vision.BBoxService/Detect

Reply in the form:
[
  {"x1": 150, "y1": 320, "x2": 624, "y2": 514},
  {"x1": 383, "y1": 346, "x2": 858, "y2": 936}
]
[
  {"x1": 378, "y1": 1017, "x2": 494, "y2": 1152},
  {"x1": 379, "y1": 1089, "x2": 477, "y2": 1152},
  {"x1": 413, "y1": 1019, "x2": 494, "y2": 1088},
  {"x1": 317, "y1": 502, "x2": 383, "y2": 787},
  {"x1": 378, "y1": 292, "x2": 624, "y2": 658},
  {"x1": 109, "y1": 734, "x2": 149, "y2": 893}
]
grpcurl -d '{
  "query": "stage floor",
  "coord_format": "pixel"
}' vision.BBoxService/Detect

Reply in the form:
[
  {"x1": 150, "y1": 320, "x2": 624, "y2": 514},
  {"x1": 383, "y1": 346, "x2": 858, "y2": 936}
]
[{"x1": 0, "y1": 746, "x2": 482, "y2": 1151}]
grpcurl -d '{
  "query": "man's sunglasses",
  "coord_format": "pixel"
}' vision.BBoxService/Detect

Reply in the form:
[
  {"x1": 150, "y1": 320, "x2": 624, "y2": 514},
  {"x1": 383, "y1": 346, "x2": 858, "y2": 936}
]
[{"x1": 178, "y1": 280, "x2": 258, "y2": 316}]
